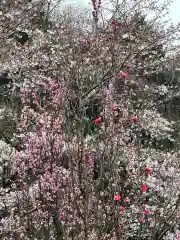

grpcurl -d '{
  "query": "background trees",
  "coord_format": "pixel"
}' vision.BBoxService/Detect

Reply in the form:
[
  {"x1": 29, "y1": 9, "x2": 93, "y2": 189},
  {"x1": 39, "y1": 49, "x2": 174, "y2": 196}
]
[{"x1": 1, "y1": 0, "x2": 180, "y2": 239}]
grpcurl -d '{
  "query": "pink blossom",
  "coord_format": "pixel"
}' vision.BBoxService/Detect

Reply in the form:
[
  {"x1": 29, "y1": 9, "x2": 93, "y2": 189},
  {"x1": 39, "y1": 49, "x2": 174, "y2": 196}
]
[
  {"x1": 113, "y1": 103, "x2": 117, "y2": 112},
  {"x1": 145, "y1": 167, "x2": 150, "y2": 175},
  {"x1": 21, "y1": 87, "x2": 28, "y2": 104},
  {"x1": 114, "y1": 195, "x2": 121, "y2": 201},
  {"x1": 139, "y1": 219, "x2": 145, "y2": 223},
  {"x1": 120, "y1": 206, "x2": 126, "y2": 212},
  {"x1": 144, "y1": 209, "x2": 150, "y2": 215},
  {"x1": 121, "y1": 72, "x2": 127, "y2": 78},
  {"x1": 93, "y1": 116, "x2": 102, "y2": 125},
  {"x1": 32, "y1": 90, "x2": 38, "y2": 105},
  {"x1": 128, "y1": 171, "x2": 137, "y2": 177},
  {"x1": 60, "y1": 215, "x2": 65, "y2": 221},
  {"x1": 141, "y1": 184, "x2": 148, "y2": 192},
  {"x1": 131, "y1": 115, "x2": 137, "y2": 123},
  {"x1": 119, "y1": 224, "x2": 124, "y2": 233},
  {"x1": 91, "y1": 0, "x2": 97, "y2": 10},
  {"x1": 124, "y1": 197, "x2": 130, "y2": 203},
  {"x1": 111, "y1": 19, "x2": 117, "y2": 25},
  {"x1": 55, "y1": 135, "x2": 62, "y2": 152},
  {"x1": 87, "y1": 152, "x2": 93, "y2": 168}
]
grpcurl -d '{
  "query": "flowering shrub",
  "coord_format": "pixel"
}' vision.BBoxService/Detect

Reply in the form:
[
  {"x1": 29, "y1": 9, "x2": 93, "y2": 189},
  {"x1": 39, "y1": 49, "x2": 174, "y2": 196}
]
[
  {"x1": 0, "y1": 76, "x2": 179, "y2": 239},
  {"x1": 0, "y1": 0, "x2": 180, "y2": 239},
  {"x1": 0, "y1": 140, "x2": 15, "y2": 187}
]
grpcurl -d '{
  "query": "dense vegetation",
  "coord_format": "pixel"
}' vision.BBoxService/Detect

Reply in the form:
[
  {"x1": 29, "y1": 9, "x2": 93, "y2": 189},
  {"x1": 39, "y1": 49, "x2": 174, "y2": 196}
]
[{"x1": 1, "y1": 0, "x2": 180, "y2": 239}]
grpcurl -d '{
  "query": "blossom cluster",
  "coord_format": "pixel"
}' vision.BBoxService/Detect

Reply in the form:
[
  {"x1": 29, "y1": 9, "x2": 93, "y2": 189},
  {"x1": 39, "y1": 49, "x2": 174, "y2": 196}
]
[{"x1": 0, "y1": 0, "x2": 180, "y2": 239}]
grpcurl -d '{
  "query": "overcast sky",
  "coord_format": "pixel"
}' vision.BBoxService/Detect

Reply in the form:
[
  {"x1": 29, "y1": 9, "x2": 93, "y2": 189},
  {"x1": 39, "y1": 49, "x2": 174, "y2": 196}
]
[
  {"x1": 66, "y1": 0, "x2": 180, "y2": 23},
  {"x1": 170, "y1": 0, "x2": 180, "y2": 22}
]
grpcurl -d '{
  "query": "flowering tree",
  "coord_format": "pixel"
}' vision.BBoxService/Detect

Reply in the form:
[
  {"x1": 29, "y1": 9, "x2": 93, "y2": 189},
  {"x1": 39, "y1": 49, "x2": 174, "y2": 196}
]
[
  {"x1": 1, "y1": 76, "x2": 180, "y2": 240},
  {"x1": 1, "y1": 0, "x2": 180, "y2": 239}
]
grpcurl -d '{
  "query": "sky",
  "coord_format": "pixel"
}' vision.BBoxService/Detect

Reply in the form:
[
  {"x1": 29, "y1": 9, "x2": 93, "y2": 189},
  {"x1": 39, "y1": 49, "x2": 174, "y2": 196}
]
[
  {"x1": 170, "y1": 0, "x2": 180, "y2": 23},
  {"x1": 66, "y1": 0, "x2": 180, "y2": 23}
]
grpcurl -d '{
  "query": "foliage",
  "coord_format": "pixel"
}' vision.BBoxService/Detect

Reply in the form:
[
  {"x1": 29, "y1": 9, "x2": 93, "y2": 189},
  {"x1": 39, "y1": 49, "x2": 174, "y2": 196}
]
[{"x1": 0, "y1": 0, "x2": 180, "y2": 240}]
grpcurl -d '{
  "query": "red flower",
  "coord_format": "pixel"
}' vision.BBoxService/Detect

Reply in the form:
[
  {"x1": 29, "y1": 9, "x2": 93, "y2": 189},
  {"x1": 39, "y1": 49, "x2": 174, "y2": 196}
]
[
  {"x1": 113, "y1": 103, "x2": 117, "y2": 112},
  {"x1": 120, "y1": 206, "x2": 126, "y2": 212},
  {"x1": 131, "y1": 115, "x2": 137, "y2": 123},
  {"x1": 144, "y1": 167, "x2": 150, "y2": 175},
  {"x1": 139, "y1": 219, "x2": 145, "y2": 223},
  {"x1": 60, "y1": 215, "x2": 65, "y2": 221},
  {"x1": 87, "y1": 152, "x2": 93, "y2": 168},
  {"x1": 93, "y1": 116, "x2": 102, "y2": 125},
  {"x1": 144, "y1": 209, "x2": 150, "y2": 215},
  {"x1": 111, "y1": 19, "x2": 118, "y2": 25},
  {"x1": 141, "y1": 184, "x2": 148, "y2": 192},
  {"x1": 121, "y1": 72, "x2": 127, "y2": 78},
  {"x1": 114, "y1": 195, "x2": 121, "y2": 201},
  {"x1": 124, "y1": 197, "x2": 130, "y2": 203}
]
